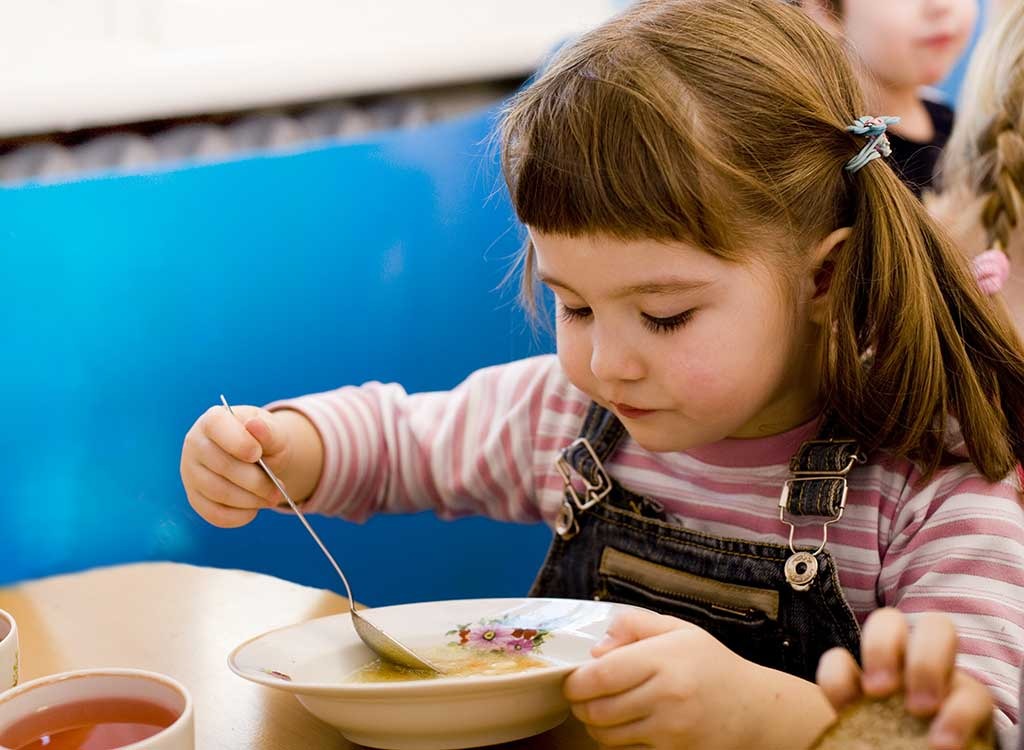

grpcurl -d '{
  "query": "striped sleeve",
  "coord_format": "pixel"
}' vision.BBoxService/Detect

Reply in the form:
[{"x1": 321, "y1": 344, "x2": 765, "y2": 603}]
[
  {"x1": 879, "y1": 465, "x2": 1024, "y2": 726},
  {"x1": 266, "y1": 355, "x2": 569, "y2": 523}
]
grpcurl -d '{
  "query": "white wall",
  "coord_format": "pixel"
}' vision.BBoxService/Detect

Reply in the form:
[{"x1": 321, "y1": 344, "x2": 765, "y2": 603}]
[{"x1": 0, "y1": 0, "x2": 618, "y2": 136}]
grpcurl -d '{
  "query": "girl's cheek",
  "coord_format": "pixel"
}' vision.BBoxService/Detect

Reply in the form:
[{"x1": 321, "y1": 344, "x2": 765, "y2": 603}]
[
  {"x1": 555, "y1": 334, "x2": 595, "y2": 389},
  {"x1": 661, "y1": 347, "x2": 727, "y2": 397},
  {"x1": 680, "y1": 367, "x2": 735, "y2": 406}
]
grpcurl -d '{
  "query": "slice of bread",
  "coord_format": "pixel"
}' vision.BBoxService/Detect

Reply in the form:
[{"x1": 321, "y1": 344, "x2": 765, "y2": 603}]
[{"x1": 811, "y1": 694, "x2": 994, "y2": 750}]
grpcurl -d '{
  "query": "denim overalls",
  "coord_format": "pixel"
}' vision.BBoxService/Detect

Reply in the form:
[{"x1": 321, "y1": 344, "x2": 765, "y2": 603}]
[{"x1": 531, "y1": 403, "x2": 863, "y2": 680}]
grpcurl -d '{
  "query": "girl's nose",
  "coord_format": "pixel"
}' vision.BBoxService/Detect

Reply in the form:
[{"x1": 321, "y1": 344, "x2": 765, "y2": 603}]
[
  {"x1": 590, "y1": 327, "x2": 645, "y2": 383},
  {"x1": 923, "y1": 0, "x2": 955, "y2": 17}
]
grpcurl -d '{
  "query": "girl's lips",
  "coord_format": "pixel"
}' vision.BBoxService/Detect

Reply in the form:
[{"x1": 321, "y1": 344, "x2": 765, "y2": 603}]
[
  {"x1": 611, "y1": 402, "x2": 657, "y2": 418},
  {"x1": 920, "y1": 33, "x2": 956, "y2": 48}
]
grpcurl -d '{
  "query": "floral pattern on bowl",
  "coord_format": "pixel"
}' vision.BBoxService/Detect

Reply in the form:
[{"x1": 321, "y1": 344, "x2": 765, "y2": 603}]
[{"x1": 447, "y1": 617, "x2": 552, "y2": 655}]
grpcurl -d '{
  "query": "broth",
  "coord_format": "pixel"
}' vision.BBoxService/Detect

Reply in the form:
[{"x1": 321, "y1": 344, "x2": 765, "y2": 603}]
[
  {"x1": 347, "y1": 644, "x2": 549, "y2": 683},
  {"x1": 0, "y1": 697, "x2": 178, "y2": 750}
]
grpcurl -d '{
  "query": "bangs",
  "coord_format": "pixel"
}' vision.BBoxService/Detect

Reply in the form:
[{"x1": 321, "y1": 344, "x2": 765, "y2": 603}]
[{"x1": 500, "y1": 45, "x2": 737, "y2": 254}]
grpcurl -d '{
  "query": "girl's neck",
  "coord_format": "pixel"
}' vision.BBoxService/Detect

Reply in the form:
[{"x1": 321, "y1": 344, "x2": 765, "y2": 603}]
[
  {"x1": 869, "y1": 84, "x2": 935, "y2": 143},
  {"x1": 730, "y1": 342, "x2": 826, "y2": 440}
]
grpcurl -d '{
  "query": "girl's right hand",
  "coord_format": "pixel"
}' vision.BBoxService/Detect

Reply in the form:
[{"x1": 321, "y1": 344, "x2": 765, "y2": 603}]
[{"x1": 180, "y1": 404, "x2": 293, "y2": 528}]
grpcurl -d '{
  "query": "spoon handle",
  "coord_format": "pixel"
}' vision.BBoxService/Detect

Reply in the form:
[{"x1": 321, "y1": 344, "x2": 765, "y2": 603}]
[{"x1": 219, "y1": 395, "x2": 357, "y2": 610}]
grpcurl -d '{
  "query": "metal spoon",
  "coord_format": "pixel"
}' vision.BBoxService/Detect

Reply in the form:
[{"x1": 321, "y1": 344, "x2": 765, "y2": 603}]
[{"x1": 219, "y1": 395, "x2": 442, "y2": 673}]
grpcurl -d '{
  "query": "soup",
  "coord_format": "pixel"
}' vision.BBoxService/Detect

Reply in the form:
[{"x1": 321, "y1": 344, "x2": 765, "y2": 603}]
[
  {"x1": 347, "y1": 644, "x2": 550, "y2": 683},
  {"x1": 0, "y1": 697, "x2": 178, "y2": 750}
]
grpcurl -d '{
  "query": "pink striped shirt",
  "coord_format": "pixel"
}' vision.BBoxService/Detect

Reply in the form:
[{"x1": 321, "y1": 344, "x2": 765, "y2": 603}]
[{"x1": 271, "y1": 354, "x2": 1024, "y2": 725}]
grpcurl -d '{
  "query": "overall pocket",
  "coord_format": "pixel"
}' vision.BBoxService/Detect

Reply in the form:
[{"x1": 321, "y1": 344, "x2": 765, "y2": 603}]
[{"x1": 595, "y1": 547, "x2": 793, "y2": 672}]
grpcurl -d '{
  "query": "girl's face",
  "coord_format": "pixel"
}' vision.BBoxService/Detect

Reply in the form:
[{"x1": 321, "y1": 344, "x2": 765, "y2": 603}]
[
  {"x1": 531, "y1": 231, "x2": 825, "y2": 452},
  {"x1": 840, "y1": 0, "x2": 978, "y2": 88}
]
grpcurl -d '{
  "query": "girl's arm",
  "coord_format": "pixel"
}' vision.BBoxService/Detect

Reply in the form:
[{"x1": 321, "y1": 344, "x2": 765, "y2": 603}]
[
  {"x1": 257, "y1": 408, "x2": 326, "y2": 504},
  {"x1": 265, "y1": 354, "x2": 578, "y2": 523},
  {"x1": 879, "y1": 465, "x2": 1024, "y2": 727}
]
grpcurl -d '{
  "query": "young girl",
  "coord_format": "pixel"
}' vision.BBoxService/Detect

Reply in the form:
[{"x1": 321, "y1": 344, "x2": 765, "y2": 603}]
[
  {"x1": 180, "y1": 1, "x2": 1024, "y2": 747},
  {"x1": 799, "y1": 0, "x2": 979, "y2": 197},
  {"x1": 928, "y1": 0, "x2": 1024, "y2": 327}
]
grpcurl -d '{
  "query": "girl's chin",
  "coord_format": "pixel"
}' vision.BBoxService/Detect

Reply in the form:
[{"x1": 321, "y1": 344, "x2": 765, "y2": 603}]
[
  {"x1": 626, "y1": 428, "x2": 705, "y2": 454},
  {"x1": 920, "y1": 71, "x2": 952, "y2": 87},
  {"x1": 918, "y1": 59, "x2": 962, "y2": 88}
]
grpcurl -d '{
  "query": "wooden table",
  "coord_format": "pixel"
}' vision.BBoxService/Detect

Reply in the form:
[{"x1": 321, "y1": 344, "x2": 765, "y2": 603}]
[{"x1": 0, "y1": 563, "x2": 596, "y2": 749}]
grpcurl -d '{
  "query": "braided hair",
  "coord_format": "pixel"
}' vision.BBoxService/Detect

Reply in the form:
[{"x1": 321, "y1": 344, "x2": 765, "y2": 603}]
[
  {"x1": 978, "y1": 90, "x2": 1024, "y2": 254},
  {"x1": 938, "y1": 4, "x2": 1024, "y2": 257}
]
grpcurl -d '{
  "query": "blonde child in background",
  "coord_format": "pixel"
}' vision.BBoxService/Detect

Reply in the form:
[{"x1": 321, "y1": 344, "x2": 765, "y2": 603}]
[
  {"x1": 928, "y1": 1, "x2": 1024, "y2": 327},
  {"x1": 799, "y1": 0, "x2": 979, "y2": 197},
  {"x1": 180, "y1": 1, "x2": 1024, "y2": 747}
]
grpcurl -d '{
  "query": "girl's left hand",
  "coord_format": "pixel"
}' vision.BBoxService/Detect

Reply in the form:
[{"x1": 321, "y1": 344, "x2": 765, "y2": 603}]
[
  {"x1": 563, "y1": 609, "x2": 832, "y2": 750},
  {"x1": 816, "y1": 608, "x2": 994, "y2": 750}
]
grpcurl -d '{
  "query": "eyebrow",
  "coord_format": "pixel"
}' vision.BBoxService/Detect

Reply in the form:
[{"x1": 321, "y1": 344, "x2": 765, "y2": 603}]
[{"x1": 537, "y1": 273, "x2": 711, "y2": 299}]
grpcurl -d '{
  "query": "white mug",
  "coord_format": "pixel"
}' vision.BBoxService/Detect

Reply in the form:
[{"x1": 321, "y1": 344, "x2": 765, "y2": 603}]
[
  {"x1": 0, "y1": 611, "x2": 17, "y2": 693},
  {"x1": 0, "y1": 668, "x2": 194, "y2": 750}
]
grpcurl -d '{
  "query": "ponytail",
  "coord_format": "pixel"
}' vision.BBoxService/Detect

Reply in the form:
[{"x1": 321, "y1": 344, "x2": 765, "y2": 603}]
[{"x1": 825, "y1": 163, "x2": 1024, "y2": 480}]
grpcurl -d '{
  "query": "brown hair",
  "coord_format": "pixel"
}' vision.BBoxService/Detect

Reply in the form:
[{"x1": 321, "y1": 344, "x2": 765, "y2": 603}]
[
  {"x1": 936, "y1": 4, "x2": 1024, "y2": 256},
  {"x1": 500, "y1": 0, "x2": 1024, "y2": 481},
  {"x1": 792, "y1": 0, "x2": 843, "y2": 16}
]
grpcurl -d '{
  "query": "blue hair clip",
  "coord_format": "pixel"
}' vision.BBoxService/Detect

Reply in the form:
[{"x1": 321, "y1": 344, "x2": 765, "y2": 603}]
[{"x1": 844, "y1": 115, "x2": 901, "y2": 173}]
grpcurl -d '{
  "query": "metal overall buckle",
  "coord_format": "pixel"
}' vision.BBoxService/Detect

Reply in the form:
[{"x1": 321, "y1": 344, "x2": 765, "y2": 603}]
[
  {"x1": 778, "y1": 439, "x2": 863, "y2": 592},
  {"x1": 554, "y1": 438, "x2": 612, "y2": 540}
]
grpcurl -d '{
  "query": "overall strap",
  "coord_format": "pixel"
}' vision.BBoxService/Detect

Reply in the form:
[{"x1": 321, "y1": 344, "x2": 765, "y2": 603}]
[
  {"x1": 564, "y1": 403, "x2": 627, "y2": 480},
  {"x1": 783, "y1": 437, "x2": 863, "y2": 517},
  {"x1": 778, "y1": 415, "x2": 865, "y2": 591},
  {"x1": 553, "y1": 403, "x2": 627, "y2": 539}
]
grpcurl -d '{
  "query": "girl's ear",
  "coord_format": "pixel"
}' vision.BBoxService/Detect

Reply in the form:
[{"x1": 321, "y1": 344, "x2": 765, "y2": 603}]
[
  {"x1": 799, "y1": 0, "x2": 844, "y2": 38},
  {"x1": 807, "y1": 227, "x2": 851, "y2": 324}
]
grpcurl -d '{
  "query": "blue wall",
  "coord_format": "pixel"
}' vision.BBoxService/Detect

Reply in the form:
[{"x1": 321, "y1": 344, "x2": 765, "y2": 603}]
[{"x1": 0, "y1": 109, "x2": 556, "y2": 605}]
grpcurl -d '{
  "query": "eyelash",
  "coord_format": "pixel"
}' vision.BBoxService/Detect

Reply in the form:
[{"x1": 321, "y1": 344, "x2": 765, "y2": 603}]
[
  {"x1": 557, "y1": 305, "x2": 695, "y2": 333},
  {"x1": 642, "y1": 309, "x2": 695, "y2": 333}
]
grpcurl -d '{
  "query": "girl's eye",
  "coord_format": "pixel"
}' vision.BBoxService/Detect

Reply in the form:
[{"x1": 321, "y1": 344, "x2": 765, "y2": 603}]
[
  {"x1": 558, "y1": 304, "x2": 592, "y2": 323},
  {"x1": 559, "y1": 305, "x2": 695, "y2": 332},
  {"x1": 642, "y1": 309, "x2": 695, "y2": 333}
]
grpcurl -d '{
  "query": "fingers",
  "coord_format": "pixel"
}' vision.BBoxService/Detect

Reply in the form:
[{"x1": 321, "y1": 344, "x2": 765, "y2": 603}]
[
  {"x1": 583, "y1": 716, "x2": 656, "y2": 748},
  {"x1": 570, "y1": 674, "x2": 655, "y2": 728},
  {"x1": 904, "y1": 613, "x2": 958, "y2": 716},
  {"x1": 591, "y1": 610, "x2": 687, "y2": 658},
  {"x1": 193, "y1": 434, "x2": 281, "y2": 503},
  {"x1": 860, "y1": 607, "x2": 908, "y2": 697},
  {"x1": 565, "y1": 640, "x2": 661, "y2": 703},
  {"x1": 817, "y1": 609, "x2": 993, "y2": 750},
  {"x1": 189, "y1": 463, "x2": 275, "y2": 511},
  {"x1": 928, "y1": 672, "x2": 994, "y2": 750},
  {"x1": 181, "y1": 403, "x2": 286, "y2": 528},
  {"x1": 244, "y1": 412, "x2": 290, "y2": 457},
  {"x1": 202, "y1": 404, "x2": 266, "y2": 462},
  {"x1": 816, "y1": 647, "x2": 863, "y2": 710},
  {"x1": 185, "y1": 489, "x2": 260, "y2": 528}
]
